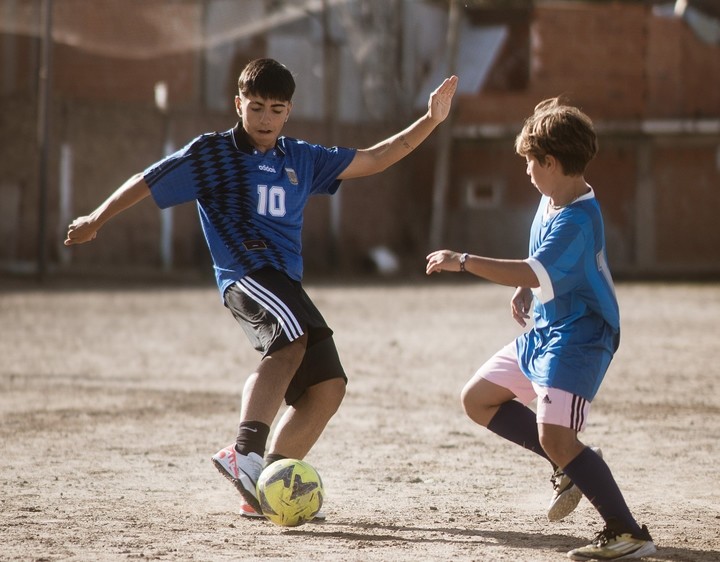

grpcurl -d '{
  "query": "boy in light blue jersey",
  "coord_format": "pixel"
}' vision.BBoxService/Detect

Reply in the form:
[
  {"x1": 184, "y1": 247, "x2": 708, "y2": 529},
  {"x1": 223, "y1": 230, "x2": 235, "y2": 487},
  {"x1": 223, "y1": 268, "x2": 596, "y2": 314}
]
[
  {"x1": 426, "y1": 98, "x2": 656, "y2": 560},
  {"x1": 66, "y1": 58, "x2": 458, "y2": 519}
]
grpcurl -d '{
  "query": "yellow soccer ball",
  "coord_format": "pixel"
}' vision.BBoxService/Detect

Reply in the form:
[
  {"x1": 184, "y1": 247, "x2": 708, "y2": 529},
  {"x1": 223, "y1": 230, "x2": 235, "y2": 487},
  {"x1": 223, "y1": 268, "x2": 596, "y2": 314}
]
[{"x1": 256, "y1": 459, "x2": 324, "y2": 527}]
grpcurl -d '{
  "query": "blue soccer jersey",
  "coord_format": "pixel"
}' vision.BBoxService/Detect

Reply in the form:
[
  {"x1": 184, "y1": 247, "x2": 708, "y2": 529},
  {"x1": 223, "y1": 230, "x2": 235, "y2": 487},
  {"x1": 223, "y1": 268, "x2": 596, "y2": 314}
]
[
  {"x1": 516, "y1": 189, "x2": 620, "y2": 401},
  {"x1": 144, "y1": 125, "x2": 355, "y2": 296}
]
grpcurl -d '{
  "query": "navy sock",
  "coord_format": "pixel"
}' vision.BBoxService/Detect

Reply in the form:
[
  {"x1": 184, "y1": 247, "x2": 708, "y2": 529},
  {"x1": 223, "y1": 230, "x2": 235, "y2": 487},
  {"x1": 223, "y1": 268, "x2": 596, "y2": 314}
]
[
  {"x1": 263, "y1": 453, "x2": 287, "y2": 469},
  {"x1": 235, "y1": 421, "x2": 270, "y2": 457},
  {"x1": 562, "y1": 447, "x2": 642, "y2": 535},
  {"x1": 486, "y1": 400, "x2": 552, "y2": 465}
]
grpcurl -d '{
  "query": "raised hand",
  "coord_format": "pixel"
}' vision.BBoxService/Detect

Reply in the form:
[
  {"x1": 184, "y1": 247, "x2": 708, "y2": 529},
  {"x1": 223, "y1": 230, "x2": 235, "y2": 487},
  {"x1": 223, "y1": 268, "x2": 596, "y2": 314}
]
[{"x1": 427, "y1": 75, "x2": 458, "y2": 123}]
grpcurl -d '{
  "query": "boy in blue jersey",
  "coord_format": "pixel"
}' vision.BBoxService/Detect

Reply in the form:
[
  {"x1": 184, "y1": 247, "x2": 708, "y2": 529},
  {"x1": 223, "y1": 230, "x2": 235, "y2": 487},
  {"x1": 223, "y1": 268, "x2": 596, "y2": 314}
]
[
  {"x1": 65, "y1": 58, "x2": 457, "y2": 519},
  {"x1": 425, "y1": 98, "x2": 656, "y2": 560}
]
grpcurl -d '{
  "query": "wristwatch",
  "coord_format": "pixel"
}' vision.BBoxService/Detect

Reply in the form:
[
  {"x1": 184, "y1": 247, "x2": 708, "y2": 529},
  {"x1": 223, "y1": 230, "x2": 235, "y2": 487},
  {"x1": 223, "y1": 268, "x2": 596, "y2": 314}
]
[{"x1": 459, "y1": 253, "x2": 468, "y2": 272}]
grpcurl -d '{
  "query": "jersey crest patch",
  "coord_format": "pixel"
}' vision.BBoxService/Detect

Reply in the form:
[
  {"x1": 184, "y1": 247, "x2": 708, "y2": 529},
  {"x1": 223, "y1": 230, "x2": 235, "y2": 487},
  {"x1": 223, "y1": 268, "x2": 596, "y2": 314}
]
[{"x1": 285, "y1": 168, "x2": 299, "y2": 185}]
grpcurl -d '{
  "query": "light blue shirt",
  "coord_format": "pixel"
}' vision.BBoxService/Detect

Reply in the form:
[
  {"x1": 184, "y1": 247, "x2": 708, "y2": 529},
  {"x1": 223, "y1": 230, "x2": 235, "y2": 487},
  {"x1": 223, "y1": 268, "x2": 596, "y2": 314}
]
[{"x1": 516, "y1": 190, "x2": 620, "y2": 401}]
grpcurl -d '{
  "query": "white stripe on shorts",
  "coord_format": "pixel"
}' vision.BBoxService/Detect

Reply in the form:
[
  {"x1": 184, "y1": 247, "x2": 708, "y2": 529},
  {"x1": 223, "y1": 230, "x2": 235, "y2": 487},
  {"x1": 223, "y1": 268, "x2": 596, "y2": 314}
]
[{"x1": 237, "y1": 276, "x2": 304, "y2": 341}]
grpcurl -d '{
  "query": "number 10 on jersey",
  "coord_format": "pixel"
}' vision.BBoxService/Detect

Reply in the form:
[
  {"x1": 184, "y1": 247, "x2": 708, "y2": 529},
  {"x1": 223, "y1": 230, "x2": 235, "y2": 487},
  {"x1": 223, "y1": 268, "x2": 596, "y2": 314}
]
[{"x1": 257, "y1": 185, "x2": 287, "y2": 217}]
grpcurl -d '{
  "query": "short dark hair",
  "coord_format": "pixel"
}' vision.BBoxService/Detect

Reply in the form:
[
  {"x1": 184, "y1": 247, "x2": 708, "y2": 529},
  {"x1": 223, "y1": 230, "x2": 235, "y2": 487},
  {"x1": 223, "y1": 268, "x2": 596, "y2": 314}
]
[
  {"x1": 514, "y1": 97, "x2": 598, "y2": 176},
  {"x1": 238, "y1": 58, "x2": 295, "y2": 102}
]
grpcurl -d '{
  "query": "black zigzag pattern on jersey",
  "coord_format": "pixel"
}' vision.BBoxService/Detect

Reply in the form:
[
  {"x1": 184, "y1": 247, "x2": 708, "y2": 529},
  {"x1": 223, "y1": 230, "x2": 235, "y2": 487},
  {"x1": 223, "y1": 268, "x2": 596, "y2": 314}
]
[{"x1": 192, "y1": 134, "x2": 287, "y2": 273}]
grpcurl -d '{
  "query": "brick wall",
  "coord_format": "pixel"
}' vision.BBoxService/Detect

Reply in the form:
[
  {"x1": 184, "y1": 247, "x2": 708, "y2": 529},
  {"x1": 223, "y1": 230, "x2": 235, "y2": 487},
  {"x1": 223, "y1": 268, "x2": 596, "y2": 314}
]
[
  {"x1": 448, "y1": 2, "x2": 720, "y2": 276},
  {"x1": 457, "y1": 2, "x2": 720, "y2": 123}
]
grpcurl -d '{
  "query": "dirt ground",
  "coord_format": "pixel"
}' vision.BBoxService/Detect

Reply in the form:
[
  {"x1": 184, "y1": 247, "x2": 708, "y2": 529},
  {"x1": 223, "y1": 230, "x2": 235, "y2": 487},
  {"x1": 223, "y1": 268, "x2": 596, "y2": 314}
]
[{"x1": 1, "y1": 274, "x2": 719, "y2": 561}]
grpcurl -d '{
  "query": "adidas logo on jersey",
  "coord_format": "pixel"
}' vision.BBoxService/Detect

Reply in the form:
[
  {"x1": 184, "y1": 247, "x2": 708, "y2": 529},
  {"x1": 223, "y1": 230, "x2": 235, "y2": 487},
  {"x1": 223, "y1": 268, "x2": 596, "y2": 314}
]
[{"x1": 258, "y1": 164, "x2": 277, "y2": 173}]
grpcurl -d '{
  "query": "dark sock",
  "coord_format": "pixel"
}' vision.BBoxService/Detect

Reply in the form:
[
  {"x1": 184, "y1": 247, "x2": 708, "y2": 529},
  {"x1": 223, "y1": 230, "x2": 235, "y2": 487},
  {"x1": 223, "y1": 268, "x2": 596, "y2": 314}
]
[
  {"x1": 562, "y1": 447, "x2": 642, "y2": 535},
  {"x1": 486, "y1": 400, "x2": 553, "y2": 465},
  {"x1": 235, "y1": 421, "x2": 270, "y2": 457},
  {"x1": 263, "y1": 453, "x2": 287, "y2": 469}
]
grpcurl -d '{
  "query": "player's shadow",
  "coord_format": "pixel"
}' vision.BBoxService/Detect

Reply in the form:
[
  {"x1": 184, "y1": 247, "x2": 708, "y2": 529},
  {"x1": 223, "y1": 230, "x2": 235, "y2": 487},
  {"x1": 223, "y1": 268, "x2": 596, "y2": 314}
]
[{"x1": 284, "y1": 521, "x2": 719, "y2": 562}]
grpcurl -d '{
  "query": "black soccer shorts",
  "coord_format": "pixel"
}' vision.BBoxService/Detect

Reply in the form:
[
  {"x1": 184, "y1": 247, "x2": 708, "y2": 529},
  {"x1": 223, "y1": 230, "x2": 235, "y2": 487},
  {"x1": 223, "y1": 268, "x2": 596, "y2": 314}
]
[{"x1": 224, "y1": 267, "x2": 347, "y2": 405}]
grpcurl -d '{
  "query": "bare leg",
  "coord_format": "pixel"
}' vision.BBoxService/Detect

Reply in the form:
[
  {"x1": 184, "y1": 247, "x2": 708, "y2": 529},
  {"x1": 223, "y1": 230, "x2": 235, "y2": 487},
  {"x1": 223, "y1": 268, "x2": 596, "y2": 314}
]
[
  {"x1": 538, "y1": 423, "x2": 585, "y2": 468},
  {"x1": 268, "y1": 377, "x2": 346, "y2": 459},
  {"x1": 240, "y1": 334, "x2": 308, "y2": 426},
  {"x1": 461, "y1": 376, "x2": 517, "y2": 427}
]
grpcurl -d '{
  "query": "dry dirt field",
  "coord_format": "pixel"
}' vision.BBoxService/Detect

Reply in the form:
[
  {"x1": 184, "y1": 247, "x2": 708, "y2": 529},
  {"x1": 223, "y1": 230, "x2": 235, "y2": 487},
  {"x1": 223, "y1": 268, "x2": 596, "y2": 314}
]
[{"x1": 1, "y1": 274, "x2": 718, "y2": 561}]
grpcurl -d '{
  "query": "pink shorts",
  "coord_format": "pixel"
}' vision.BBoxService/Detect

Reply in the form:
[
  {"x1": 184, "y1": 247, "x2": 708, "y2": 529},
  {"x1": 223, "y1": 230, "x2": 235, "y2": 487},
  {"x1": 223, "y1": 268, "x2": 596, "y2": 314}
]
[{"x1": 474, "y1": 343, "x2": 591, "y2": 432}]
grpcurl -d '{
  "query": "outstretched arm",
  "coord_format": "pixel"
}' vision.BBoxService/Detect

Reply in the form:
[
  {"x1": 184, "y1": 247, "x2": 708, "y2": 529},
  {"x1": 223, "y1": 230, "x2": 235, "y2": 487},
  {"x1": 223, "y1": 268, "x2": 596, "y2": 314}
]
[
  {"x1": 64, "y1": 173, "x2": 151, "y2": 246},
  {"x1": 338, "y1": 75, "x2": 458, "y2": 180},
  {"x1": 425, "y1": 249, "x2": 539, "y2": 289}
]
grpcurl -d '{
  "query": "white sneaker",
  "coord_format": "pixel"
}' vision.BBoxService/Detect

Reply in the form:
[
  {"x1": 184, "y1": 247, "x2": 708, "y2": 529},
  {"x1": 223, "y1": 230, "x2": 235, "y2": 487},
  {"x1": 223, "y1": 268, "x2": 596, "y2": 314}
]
[
  {"x1": 211, "y1": 445, "x2": 263, "y2": 512},
  {"x1": 239, "y1": 498, "x2": 327, "y2": 522},
  {"x1": 568, "y1": 522, "x2": 656, "y2": 560},
  {"x1": 548, "y1": 446, "x2": 603, "y2": 522}
]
